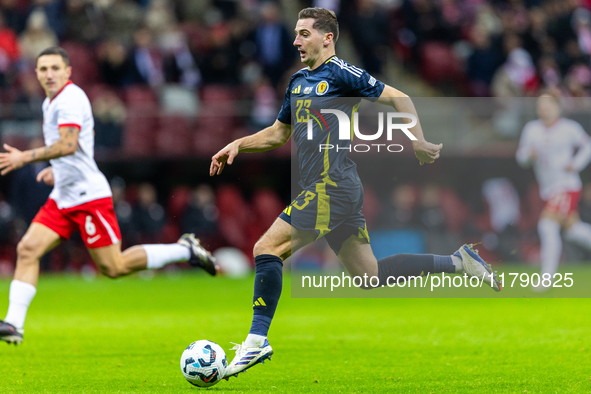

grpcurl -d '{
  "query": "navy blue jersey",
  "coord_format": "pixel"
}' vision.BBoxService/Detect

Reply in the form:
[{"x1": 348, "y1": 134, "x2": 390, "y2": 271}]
[{"x1": 277, "y1": 56, "x2": 385, "y2": 189}]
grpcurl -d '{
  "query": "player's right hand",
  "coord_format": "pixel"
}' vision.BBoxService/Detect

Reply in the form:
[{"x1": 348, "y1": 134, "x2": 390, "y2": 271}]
[
  {"x1": 210, "y1": 142, "x2": 240, "y2": 176},
  {"x1": 412, "y1": 140, "x2": 442, "y2": 165},
  {"x1": 36, "y1": 166, "x2": 54, "y2": 186}
]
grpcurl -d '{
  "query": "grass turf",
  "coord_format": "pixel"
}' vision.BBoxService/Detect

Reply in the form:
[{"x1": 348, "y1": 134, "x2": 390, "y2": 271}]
[{"x1": 1, "y1": 272, "x2": 591, "y2": 393}]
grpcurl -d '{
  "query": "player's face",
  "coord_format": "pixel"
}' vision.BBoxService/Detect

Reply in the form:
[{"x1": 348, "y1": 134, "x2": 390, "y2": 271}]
[
  {"x1": 536, "y1": 96, "x2": 561, "y2": 125},
  {"x1": 36, "y1": 55, "x2": 72, "y2": 98},
  {"x1": 294, "y1": 18, "x2": 328, "y2": 67}
]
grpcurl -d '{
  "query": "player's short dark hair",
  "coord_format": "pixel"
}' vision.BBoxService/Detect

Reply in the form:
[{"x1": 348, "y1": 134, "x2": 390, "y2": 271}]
[
  {"x1": 36, "y1": 47, "x2": 70, "y2": 67},
  {"x1": 298, "y1": 7, "x2": 339, "y2": 43}
]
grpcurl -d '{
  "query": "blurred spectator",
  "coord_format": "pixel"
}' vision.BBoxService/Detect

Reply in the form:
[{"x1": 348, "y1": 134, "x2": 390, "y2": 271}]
[
  {"x1": 131, "y1": 182, "x2": 166, "y2": 243},
  {"x1": 98, "y1": 39, "x2": 133, "y2": 87},
  {"x1": 0, "y1": 0, "x2": 26, "y2": 33},
  {"x1": 18, "y1": 8, "x2": 58, "y2": 66},
  {"x1": 466, "y1": 26, "x2": 503, "y2": 96},
  {"x1": 159, "y1": 27, "x2": 201, "y2": 88},
  {"x1": 482, "y1": 178, "x2": 521, "y2": 261},
  {"x1": 93, "y1": 89, "x2": 126, "y2": 151},
  {"x1": 349, "y1": 0, "x2": 388, "y2": 76},
  {"x1": 378, "y1": 184, "x2": 419, "y2": 229},
  {"x1": 0, "y1": 11, "x2": 19, "y2": 77},
  {"x1": 181, "y1": 184, "x2": 219, "y2": 241},
  {"x1": 253, "y1": 2, "x2": 294, "y2": 87},
  {"x1": 110, "y1": 177, "x2": 133, "y2": 245},
  {"x1": 417, "y1": 184, "x2": 445, "y2": 232},
  {"x1": 250, "y1": 76, "x2": 278, "y2": 129},
  {"x1": 197, "y1": 15, "x2": 241, "y2": 85},
  {"x1": 130, "y1": 27, "x2": 164, "y2": 87},
  {"x1": 491, "y1": 36, "x2": 539, "y2": 97},
  {"x1": 64, "y1": 0, "x2": 102, "y2": 44},
  {"x1": 13, "y1": 74, "x2": 43, "y2": 121},
  {"x1": 103, "y1": 0, "x2": 142, "y2": 44}
]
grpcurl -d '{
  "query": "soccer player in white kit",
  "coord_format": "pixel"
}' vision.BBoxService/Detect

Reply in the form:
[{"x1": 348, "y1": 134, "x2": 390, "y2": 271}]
[
  {"x1": 517, "y1": 94, "x2": 591, "y2": 290},
  {"x1": 0, "y1": 47, "x2": 217, "y2": 345}
]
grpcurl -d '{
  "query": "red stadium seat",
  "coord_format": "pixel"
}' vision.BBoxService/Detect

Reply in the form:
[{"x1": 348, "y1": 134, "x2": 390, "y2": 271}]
[
  {"x1": 167, "y1": 186, "x2": 192, "y2": 223},
  {"x1": 252, "y1": 189, "x2": 284, "y2": 228},
  {"x1": 123, "y1": 108, "x2": 156, "y2": 156},
  {"x1": 60, "y1": 41, "x2": 99, "y2": 89},
  {"x1": 420, "y1": 42, "x2": 464, "y2": 86},
  {"x1": 124, "y1": 86, "x2": 159, "y2": 108},
  {"x1": 156, "y1": 115, "x2": 192, "y2": 156}
]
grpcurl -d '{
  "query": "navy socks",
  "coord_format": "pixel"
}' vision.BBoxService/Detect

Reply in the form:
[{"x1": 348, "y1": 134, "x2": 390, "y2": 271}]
[
  {"x1": 249, "y1": 254, "x2": 283, "y2": 337},
  {"x1": 377, "y1": 254, "x2": 455, "y2": 286}
]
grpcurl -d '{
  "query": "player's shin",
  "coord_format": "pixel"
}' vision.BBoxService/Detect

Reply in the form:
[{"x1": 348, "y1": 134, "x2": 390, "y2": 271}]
[
  {"x1": 538, "y1": 218, "x2": 562, "y2": 276},
  {"x1": 4, "y1": 279, "x2": 37, "y2": 329},
  {"x1": 245, "y1": 254, "x2": 283, "y2": 347},
  {"x1": 564, "y1": 221, "x2": 591, "y2": 251},
  {"x1": 376, "y1": 254, "x2": 455, "y2": 287},
  {"x1": 143, "y1": 244, "x2": 191, "y2": 269}
]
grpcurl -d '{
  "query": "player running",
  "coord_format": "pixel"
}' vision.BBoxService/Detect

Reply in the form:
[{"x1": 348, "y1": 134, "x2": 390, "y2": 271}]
[
  {"x1": 210, "y1": 7, "x2": 502, "y2": 378},
  {"x1": 0, "y1": 47, "x2": 217, "y2": 345},
  {"x1": 517, "y1": 94, "x2": 591, "y2": 290}
]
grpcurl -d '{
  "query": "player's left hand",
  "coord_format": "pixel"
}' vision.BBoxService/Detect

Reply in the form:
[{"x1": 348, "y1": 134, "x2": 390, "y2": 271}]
[
  {"x1": 412, "y1": 140, "x2": 442, "y2": 165},
  {"x1": 0, "y1": 144, "x2": 26, "y2": 175},
  {"x1": 36, "y1": 166, "x2": 54, "y2": 186}
]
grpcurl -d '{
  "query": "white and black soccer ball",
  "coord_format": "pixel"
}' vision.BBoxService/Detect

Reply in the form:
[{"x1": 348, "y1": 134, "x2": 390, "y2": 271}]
[{"x1": 180, "y1": 340, "x2": 227, "y2": 387}]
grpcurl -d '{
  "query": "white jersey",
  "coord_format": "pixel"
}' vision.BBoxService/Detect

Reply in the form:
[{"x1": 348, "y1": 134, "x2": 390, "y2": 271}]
[
  {"x1": 42, "y1": 81, "x2": 111, "y2": 209},
  {"x1": 516, "y1": 118, "x2": 591, "y2": 200}
]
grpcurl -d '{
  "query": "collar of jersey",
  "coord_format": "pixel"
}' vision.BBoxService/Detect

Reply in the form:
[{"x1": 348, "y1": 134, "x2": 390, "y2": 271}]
[
  {"x1": 49, "y1": 80, "x2": 73, "y2": 103},
  {"x1": 305, "y1": 55, "x2": 335, "y2": 76}
]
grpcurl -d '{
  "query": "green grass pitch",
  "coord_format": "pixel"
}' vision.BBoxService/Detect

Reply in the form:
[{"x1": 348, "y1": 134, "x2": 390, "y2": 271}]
[{"x1": 1, "y1": 272, "x2": 591, "y2": 393}]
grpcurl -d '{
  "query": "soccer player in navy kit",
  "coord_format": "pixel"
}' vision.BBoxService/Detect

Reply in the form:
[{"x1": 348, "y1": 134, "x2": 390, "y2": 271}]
[{"x1": 210, "y1": 8, "x2": 502, "y2": 377}]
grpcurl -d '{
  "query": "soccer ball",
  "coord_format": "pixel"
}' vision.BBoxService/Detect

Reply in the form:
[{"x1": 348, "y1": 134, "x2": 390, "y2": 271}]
[{"x1": 180, "y1": 340, "x2": 227, "y2": 387}]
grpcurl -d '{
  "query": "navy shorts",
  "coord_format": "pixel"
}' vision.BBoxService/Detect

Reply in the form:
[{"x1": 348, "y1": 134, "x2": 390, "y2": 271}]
[{"x1": 279, "y1": 181, "x2": 370, "y2": 254}]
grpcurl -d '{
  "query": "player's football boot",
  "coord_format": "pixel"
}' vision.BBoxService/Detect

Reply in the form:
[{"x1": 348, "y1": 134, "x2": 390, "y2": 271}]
[
  {"x1": 178, "y1": 233, "x2": 217, "y2": 276},
  {"x1": 454, "y1": 244, "x2": 502, "y2": 292},
  {"x1": 0, "y1": 320, "x2": 23, "y2": 345},
  {"x1": 224, "y1": 339, "x2": 274, "y2": 379}
]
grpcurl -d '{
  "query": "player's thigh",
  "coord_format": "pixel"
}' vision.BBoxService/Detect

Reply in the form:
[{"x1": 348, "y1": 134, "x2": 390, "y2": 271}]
[
  {"x1": 255, "y1": 217, "x2": 317, "y2": 261},
  {"x1": 337, "y1": 235, "x2": 378, "y2": 277},
  {"x1": 87, "y1": 243, "x2": 123, "y2": 274},
  {"x1": 17, "y1": 222, "x2": 62, "y2": 260}
]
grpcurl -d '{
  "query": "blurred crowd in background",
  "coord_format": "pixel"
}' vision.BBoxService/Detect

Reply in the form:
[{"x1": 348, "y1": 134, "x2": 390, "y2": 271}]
[{"x1": 1, "y1": 0, "x2": 591, "y2": 274}]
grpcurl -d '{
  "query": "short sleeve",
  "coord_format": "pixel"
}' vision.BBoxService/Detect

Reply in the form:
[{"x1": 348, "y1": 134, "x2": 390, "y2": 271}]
[
  {"x1": 333, "y1": 61, "x2": 385, "y2": 101},
  {"x1": 56, "y1": 91, "x2": 83, "y2": 129},
  {"x1": 277, "y1": 78, "x2": 294, "y2": 125}
]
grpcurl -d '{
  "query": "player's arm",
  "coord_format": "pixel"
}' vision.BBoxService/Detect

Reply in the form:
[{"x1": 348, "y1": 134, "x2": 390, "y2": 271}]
[
  {"x1": 0, "y1": 125, "x2": 79, "y2": 175},
  {"x1": 516, "y1": 125, "x2": 535, "y2": 168},
  {"x1": 569, "y1": 126, "x2": 591, "y2": 172},
  {"x1": 376, "y1": 85, "x2": 442, "y2": 165},
  {"x1": 210, "y1": 120, "x2": 292, "y2": 176}
]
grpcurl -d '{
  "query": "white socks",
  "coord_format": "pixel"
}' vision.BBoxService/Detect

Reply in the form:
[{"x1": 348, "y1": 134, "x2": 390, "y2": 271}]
[
  {"x1": 5, "y1": 280, "x2": 37, "y2": 329},
  {"x1": 538, "y1": 218, "x2": 562, "y2": 276},
  {"x1": 564, "y1": 221, "x2": 591, "y2": 251},
  {"x1": 451, "y1": 255, "x2": 463, "y2": 274},
  {"x1": 144, "y1": 244, "x2": 191, "y2": 270},
  {"x1": 245, "y1": 333, "x2": 266, "y2": 347}
]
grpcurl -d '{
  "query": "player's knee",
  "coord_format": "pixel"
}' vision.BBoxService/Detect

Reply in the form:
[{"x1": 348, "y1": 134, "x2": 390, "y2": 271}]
[
  {"x1": 253, "y1": 238, "x2": 271, "y2": 257},
  {"x1": 99, "y1": 263, "x2": 126, "y2": 279},
  {"x1": 16, "y1": 239, "x2": 42, "y2": 263}
]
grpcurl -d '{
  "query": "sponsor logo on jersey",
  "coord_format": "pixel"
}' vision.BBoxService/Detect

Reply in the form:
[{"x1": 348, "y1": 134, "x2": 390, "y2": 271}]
[
  {"x1": 291, "y1": 85, "x2": 301, "y2": 94},
  {"x1": 368, "y1": 76, "x2": 377, "y2": 86},
  {"x1": 315, "y1": 81, "x2": 329, "y2": 95},
  {"x1": 304, "y1": 86, "x2": 313, "y2": 94}
]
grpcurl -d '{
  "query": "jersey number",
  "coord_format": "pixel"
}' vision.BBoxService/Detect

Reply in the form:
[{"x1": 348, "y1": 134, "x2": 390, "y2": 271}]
[
  {"x1": 292, "y1": 190, "x2": 316, "y2": 210},
  {"x1": 296, "y1": 99, "x2": 311, "y2": 123}
]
